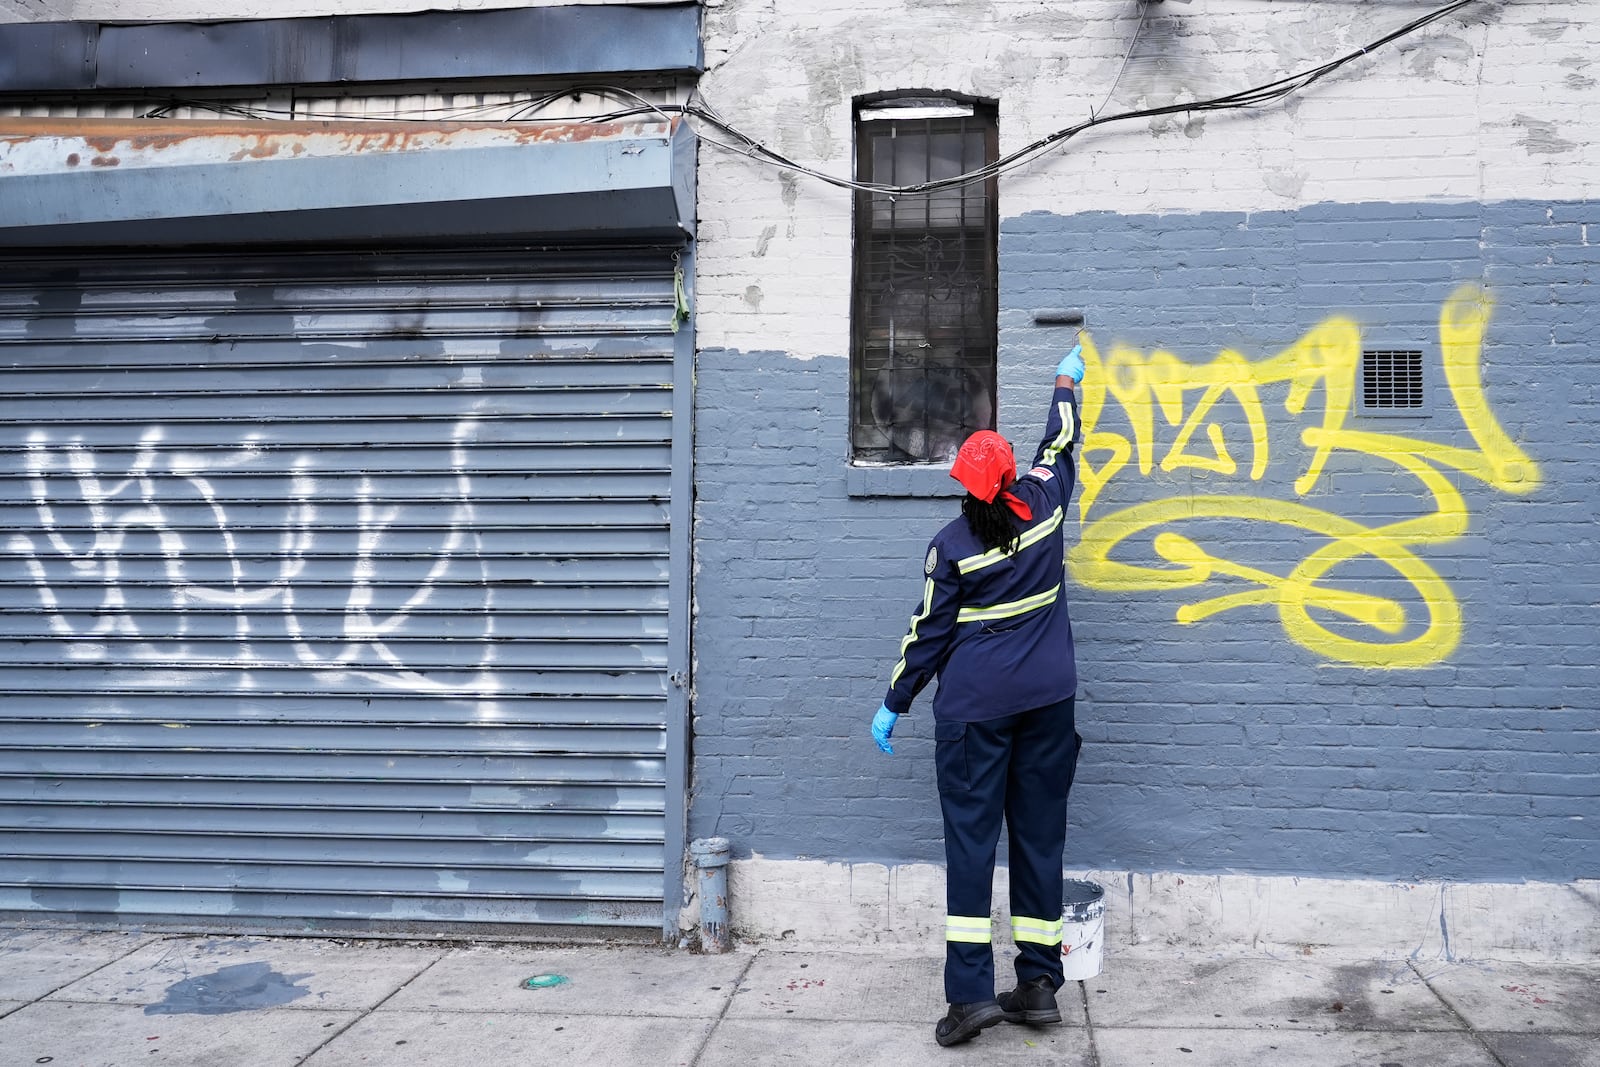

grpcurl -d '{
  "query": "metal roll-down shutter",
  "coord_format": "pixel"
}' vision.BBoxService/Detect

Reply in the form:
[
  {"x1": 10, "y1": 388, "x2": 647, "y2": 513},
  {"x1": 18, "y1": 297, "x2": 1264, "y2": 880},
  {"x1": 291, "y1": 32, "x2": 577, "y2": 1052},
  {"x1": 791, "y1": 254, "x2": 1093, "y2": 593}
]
[{"x1": 0, "y1": 245, "x2": 687, "y2": 929}]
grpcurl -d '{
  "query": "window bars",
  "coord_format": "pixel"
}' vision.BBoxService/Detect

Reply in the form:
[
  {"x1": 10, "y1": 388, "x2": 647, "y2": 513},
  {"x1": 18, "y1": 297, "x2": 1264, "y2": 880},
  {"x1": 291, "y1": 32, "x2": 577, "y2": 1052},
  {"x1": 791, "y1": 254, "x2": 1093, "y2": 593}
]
[{"x1": 851, "y1": 98, "x2": 999, "y2": 464}]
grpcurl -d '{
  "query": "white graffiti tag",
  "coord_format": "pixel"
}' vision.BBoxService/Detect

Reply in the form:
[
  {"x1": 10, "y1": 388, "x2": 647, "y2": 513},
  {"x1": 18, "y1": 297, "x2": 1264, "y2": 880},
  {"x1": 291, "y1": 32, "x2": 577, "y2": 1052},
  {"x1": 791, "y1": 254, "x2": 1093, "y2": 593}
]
[{"x1": 7, "y1": 421, "x2": 498, "y2": 696}]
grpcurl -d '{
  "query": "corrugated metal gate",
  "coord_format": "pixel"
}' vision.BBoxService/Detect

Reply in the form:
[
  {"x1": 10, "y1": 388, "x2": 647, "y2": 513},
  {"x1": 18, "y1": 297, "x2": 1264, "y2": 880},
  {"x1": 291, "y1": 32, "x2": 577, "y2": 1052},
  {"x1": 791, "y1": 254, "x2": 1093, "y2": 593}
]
[{"x1": 0, "y1": 246, "x2": 688, "y2": 930}]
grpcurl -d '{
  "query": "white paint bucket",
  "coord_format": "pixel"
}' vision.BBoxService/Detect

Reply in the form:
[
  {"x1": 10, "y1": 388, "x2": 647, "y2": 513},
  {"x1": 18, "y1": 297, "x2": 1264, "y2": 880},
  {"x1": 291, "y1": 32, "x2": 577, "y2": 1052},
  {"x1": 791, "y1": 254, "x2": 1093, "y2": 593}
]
[{"x1": 1060, "y1": 879, "x2": 1105, "y2": 981}]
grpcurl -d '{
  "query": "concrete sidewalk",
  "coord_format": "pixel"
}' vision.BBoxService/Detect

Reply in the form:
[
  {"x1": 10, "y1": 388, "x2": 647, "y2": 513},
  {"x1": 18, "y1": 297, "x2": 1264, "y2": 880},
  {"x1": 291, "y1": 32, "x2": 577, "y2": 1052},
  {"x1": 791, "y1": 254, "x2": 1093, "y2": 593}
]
[{"x1": 1, "y1": 926, "x2": 1597, "y2": 1066}]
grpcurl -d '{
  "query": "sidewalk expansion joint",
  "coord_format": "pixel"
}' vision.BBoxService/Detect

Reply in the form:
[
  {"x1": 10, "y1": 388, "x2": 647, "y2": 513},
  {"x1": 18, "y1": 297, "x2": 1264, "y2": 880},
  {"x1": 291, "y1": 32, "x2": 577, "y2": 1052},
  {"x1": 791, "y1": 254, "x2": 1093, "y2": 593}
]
[
  {"x1": 1407, "y1": 959, "x2": 1512, "y2": 1067},
  {"x1": 292, "y1": 948, "x2": 446, "y2": 1067},
  {"x1": 686, "y1": 948, "x2": 759, "y2": 1067},
  {"x1": 17, "y1": 930, "x2": 163, "y2": 1012},
  {"x1": 1077, "y1": 980, "x2": 1103, "y2": 1067}
]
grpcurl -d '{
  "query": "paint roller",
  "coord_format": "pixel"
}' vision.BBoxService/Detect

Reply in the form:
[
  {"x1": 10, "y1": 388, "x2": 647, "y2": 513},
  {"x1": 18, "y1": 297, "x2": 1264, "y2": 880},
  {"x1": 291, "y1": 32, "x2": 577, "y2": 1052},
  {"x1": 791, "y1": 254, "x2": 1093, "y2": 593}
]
[
  {"x1": 1032, "y1": 309, "x2": 1088, "y2": 363},
  {"x1": 1031, "y1": 309, "x2": 1085, "y2": 328}
]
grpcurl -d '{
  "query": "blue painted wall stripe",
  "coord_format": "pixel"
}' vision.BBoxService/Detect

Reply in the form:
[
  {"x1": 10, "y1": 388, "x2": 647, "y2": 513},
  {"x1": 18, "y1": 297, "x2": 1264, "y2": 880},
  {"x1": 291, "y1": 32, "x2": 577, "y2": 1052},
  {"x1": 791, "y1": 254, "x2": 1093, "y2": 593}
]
[{"x1": 690, "y1": 197, "x2": 1598, "y2": 883}]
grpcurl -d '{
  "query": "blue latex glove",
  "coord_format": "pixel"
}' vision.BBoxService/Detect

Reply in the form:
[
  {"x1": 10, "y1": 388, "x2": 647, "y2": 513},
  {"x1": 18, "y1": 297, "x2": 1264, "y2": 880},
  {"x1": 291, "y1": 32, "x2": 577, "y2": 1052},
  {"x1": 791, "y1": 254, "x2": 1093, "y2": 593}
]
[
  {"x1": 871, "y1": 704, "x2": 899, "y2": 754},
  {"x1": 1056, "y1": 343, "x2": 1085, "y2": 384}
]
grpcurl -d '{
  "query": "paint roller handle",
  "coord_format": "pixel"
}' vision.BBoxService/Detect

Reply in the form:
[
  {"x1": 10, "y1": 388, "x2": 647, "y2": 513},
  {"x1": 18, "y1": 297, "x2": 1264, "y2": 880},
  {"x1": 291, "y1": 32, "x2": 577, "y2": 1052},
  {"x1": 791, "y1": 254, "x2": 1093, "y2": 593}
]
[
  {"x1": 871, "y1": 705, "x2": 898, "y2": 755},
  {"x1": 1055, "y1": 344, "x2": 1085, "y2": 385}
]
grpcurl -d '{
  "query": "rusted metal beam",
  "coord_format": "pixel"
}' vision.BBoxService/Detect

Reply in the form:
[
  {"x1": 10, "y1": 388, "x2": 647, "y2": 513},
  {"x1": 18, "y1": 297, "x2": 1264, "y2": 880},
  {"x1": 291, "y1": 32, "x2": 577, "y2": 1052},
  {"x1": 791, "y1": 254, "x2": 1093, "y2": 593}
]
[{"x1": 0, "y1": 117, "x2": 695, "y2": 246}]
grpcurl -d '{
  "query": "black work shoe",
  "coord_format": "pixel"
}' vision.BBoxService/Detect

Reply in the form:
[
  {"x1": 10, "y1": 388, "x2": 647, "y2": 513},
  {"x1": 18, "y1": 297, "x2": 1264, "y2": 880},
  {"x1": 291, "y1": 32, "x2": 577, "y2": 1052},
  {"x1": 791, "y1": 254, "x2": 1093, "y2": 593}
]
[
  {"x1": 934, "y1": 999, "x2": 1004, "y2": 1047},
  {"x1": 998, "y1": 974, "x2": 1062, "y2": 1025}
]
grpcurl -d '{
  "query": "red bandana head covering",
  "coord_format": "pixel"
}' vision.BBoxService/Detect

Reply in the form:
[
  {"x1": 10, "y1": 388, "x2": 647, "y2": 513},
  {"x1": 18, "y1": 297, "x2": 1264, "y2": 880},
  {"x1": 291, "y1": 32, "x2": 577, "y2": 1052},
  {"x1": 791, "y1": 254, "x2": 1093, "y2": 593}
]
[{"x1": 949, "y1": 431, "x2": 1032, "y2": 522}]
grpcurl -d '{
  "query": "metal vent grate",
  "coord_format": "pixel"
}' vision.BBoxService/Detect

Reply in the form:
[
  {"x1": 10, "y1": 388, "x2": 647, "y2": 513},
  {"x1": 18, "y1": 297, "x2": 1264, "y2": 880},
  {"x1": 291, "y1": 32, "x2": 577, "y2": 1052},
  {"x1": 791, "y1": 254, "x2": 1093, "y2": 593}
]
[{"x1": 1362, "y1": 350, "x2": 1424, "y2": 409}]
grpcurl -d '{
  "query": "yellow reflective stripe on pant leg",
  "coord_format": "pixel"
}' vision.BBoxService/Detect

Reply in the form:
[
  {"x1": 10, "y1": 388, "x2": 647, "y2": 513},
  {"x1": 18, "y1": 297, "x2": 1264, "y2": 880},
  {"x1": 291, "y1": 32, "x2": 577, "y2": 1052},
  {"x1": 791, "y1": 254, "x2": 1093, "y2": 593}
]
[
  {"x1": 957, "y1": 583, "x2": 1060, "y2": 624},
  {"x1": 945, "y1": 915, "x2": 993, "y2": 944},
  {"x1": 1011, "y1": 916, "x2": 1064, "y2": 946}
]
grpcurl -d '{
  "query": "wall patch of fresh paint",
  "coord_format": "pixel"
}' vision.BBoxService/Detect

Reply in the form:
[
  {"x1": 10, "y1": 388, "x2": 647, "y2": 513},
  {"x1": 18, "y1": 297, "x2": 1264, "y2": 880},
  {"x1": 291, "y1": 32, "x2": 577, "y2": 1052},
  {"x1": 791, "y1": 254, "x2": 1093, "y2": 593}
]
[{"x1": 692, "y1": 197, "x2": 1598, "y2": 886}]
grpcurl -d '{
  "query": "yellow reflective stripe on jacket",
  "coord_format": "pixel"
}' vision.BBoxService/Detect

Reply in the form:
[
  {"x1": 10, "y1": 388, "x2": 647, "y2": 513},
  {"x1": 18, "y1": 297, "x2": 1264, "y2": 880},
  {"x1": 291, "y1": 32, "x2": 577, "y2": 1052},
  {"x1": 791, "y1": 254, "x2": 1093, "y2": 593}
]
[
  {"x1": 955, "y1": 507, "x2": 1064, "y2": 575},
  {"x1": 957, "y1": 583, "x2": 1060, "y2": 624},
  {"x1": 945, "y1": 915, "x2": 992, "y2": 944},
  {"x1": 1011, "y1": 915, "x2": 1065, "y2": 946},
  {"x1": 1040, "y1": 399, "x2": 1078, "y2": 467},
  {"x1": 889, "y1": 577, "x2": 937, "y2": 687}
]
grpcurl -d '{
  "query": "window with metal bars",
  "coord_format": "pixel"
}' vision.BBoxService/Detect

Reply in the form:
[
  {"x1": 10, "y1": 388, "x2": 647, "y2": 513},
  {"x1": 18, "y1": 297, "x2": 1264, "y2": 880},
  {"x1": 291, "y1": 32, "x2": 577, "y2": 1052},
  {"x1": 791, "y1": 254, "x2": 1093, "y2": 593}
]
[
  {"x1": 1361, "y1": 349, "x2": 1425, "y2": 411},
  {"x1": 851, "y1": 96, "x2": 998, "y2": 464}
]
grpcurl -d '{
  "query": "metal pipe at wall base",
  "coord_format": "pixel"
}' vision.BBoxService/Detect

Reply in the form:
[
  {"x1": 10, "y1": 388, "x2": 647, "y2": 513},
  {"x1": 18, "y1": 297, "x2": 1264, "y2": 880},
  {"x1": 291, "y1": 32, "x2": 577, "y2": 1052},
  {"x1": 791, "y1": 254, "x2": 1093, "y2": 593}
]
[{"x1": 688, "y1": 837, "x2": 732, "y2": 953}]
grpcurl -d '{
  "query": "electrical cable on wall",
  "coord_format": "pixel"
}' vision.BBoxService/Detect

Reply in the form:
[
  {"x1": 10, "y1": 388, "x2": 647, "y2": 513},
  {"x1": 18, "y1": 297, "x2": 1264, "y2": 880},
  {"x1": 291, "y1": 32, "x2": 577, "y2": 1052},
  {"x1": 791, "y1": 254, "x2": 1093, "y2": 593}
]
[
  {"x1": 140, "y1": 0, "x2": 1484, "y2": 196},
  {"x1": 1090, "y1": 0, "x2": 1151, "y2": 121},
  {"x1": 660, "y1": 0, "x2": 1485, "y2": 195}
]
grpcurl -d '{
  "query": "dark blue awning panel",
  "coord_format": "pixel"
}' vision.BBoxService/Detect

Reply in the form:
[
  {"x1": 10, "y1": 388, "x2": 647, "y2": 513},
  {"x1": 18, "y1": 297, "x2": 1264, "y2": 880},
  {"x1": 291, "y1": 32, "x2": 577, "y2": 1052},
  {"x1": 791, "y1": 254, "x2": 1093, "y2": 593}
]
[{"x1": 0, "y1": 3, "x2": 703, "y2": 92}]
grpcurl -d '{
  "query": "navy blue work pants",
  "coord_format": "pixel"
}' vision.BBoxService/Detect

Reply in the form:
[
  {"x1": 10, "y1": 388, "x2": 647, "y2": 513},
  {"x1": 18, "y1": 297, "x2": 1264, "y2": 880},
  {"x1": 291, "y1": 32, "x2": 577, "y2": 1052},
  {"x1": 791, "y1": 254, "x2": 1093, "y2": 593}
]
[{"x1": 935, "y1": 697, "x2": 1080, "y2": 1005}]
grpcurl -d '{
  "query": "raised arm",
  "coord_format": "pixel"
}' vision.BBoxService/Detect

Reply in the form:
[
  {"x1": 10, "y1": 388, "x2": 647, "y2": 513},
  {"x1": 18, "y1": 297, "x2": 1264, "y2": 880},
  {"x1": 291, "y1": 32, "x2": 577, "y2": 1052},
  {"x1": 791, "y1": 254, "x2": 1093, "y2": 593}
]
[{"x1": 1027, "y1": 344, "x2": 1083, "y2": 475}]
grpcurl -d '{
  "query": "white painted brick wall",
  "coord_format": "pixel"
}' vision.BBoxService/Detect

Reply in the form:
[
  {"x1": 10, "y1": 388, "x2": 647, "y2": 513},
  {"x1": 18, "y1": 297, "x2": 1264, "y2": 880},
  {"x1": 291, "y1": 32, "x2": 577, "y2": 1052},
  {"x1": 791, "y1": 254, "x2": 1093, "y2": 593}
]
[{"x1": 696, "y1": 0, "x2": 1600, "y2": 360}]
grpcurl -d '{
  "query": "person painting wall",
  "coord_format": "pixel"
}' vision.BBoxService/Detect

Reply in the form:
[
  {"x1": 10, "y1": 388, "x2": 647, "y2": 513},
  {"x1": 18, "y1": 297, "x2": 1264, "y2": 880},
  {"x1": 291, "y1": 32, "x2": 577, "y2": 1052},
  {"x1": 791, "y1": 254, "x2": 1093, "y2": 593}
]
[{"x1": 871, "y1": 344, "x2": 1087, "y2": 1048}]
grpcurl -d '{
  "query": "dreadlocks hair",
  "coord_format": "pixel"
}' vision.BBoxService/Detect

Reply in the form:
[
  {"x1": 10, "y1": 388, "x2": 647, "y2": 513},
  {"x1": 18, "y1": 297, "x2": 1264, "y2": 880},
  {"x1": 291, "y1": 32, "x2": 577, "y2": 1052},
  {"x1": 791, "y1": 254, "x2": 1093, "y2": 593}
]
[{"x1": 962, "y1": 494, "x2": 1022, "y2": 556}]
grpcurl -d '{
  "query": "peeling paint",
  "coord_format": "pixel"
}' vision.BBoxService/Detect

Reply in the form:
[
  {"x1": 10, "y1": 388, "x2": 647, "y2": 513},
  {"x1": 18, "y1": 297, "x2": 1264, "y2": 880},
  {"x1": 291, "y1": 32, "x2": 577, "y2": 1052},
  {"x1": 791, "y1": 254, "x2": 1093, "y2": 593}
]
[
  {"x1": 1264, "y1": 168, "x2": 1308, "y2": 200},
  {"x1": 1401, "y1": 34, "x2": 1475, "y2": 80},
  {"x1": 0, "y1": 117, "x2": 676, "y2": 177}
]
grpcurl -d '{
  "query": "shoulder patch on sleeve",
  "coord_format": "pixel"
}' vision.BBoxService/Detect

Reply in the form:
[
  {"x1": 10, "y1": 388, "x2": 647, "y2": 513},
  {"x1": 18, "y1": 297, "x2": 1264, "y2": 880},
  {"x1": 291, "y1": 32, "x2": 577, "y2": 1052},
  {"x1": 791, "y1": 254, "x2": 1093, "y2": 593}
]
[
  {"x1": 925, "y1": 546, "x2": 939, "y2": 576},
  {"x1": 1028, "y1": 466, "x2": 1055, "y2": 482}
]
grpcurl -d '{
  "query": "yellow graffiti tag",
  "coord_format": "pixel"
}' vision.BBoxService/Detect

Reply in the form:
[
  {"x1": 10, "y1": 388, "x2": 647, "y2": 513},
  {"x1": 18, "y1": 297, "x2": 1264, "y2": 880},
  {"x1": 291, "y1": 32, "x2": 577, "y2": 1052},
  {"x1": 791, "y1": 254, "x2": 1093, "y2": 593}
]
[{"x1": 1067, "y1": 284, "x2": 1540, "y2": 669}]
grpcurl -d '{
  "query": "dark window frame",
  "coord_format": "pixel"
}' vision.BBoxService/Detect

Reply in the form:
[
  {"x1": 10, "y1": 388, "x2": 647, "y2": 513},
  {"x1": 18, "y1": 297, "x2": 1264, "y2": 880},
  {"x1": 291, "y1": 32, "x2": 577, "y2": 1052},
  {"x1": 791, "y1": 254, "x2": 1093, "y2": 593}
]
[{"x1": 850, "y1": 93, "x2": 999, "y2": 465}]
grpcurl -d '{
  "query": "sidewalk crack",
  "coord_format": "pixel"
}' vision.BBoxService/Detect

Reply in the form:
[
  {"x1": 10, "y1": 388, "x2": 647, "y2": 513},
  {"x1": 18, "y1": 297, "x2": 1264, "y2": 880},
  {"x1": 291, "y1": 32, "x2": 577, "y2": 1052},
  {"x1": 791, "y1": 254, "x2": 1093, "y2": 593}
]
[
  {"x1": 687, "y1": 949, "x2": 758, "y2": 1067},
  {"x1": 8, "y1": 928, "x2": 163, "y2": 1010},
  {"x1": 1407, "y1": 959, "x2": 1511, "y2": 1067},
  {"x1": 1078, "y1": 980, "x2": 1103, "y2": 1067}
]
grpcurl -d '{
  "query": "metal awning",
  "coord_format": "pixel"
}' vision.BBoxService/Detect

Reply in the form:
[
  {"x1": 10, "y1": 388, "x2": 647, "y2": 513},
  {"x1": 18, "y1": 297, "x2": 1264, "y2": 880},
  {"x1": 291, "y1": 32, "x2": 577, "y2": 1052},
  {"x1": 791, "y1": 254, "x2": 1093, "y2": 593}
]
[
  {"x1": 0, "y1": 117, "x2": 695, "y2": 246},
  {"x1": 0, "y1": 4, "x2": 703, "y2": 92}
]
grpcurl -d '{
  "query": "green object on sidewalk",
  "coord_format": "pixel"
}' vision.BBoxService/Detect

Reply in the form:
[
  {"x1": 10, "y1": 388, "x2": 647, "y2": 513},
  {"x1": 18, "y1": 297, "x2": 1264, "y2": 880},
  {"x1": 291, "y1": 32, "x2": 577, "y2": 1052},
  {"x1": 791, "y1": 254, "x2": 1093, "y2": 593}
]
[{"x1": 521, "y1": 974, "x2": 570, "y2": 990}]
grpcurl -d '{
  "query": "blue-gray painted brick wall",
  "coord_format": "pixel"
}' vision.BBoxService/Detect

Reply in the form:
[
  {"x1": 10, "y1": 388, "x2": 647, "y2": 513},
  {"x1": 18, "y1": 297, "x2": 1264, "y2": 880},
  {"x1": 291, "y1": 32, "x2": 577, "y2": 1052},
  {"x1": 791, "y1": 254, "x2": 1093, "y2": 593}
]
[{"x1": 689, "y1": 197, "x2": 1599, "y2": 882}]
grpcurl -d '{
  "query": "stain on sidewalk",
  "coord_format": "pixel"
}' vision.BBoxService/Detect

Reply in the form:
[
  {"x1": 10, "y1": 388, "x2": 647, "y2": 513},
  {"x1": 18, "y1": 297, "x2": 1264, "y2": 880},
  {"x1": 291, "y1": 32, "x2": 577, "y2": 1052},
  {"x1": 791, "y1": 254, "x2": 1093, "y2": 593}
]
[{"x1": 144, "y1": 961, "x2": 312, "y2": 1015}]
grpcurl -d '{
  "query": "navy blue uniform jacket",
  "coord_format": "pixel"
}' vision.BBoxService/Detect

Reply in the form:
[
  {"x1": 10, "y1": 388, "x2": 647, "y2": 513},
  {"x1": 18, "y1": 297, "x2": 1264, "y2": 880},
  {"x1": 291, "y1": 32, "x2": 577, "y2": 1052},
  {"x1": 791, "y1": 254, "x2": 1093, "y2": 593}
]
[{"x1": 882, "y1": 384, "x2": 1081, "y2": 723}]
